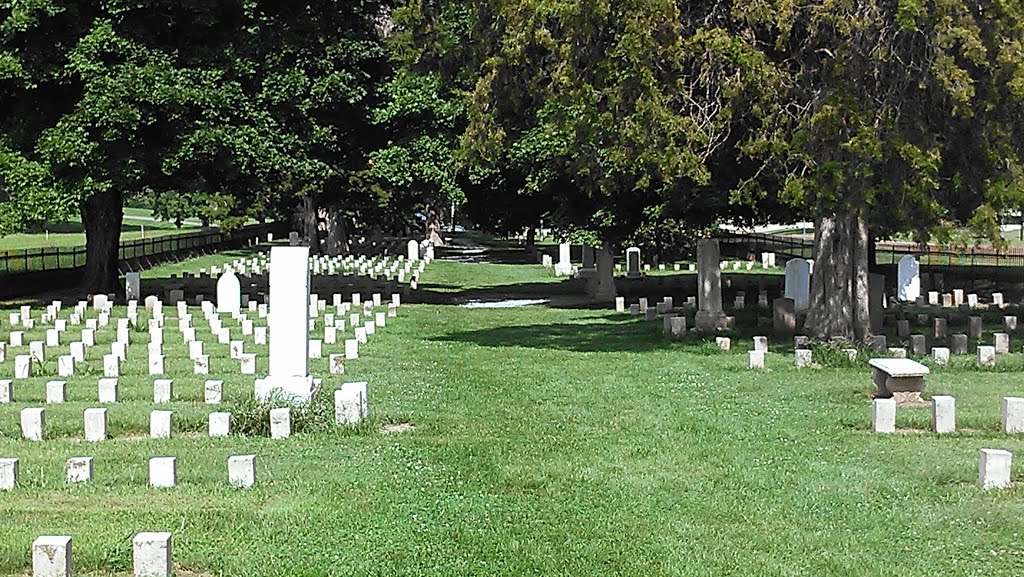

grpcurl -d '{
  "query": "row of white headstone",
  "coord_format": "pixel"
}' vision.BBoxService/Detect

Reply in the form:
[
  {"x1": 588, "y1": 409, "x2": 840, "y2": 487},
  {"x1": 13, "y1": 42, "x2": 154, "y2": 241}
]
[
  {"x1": 30, "y1": 532, "x2": 172, "y2": 577},
  {"x1": 1, "y1": 378, "x2": 235, "y2": 405},
  {"x1": 8, "y1": 381, "x2": 368, "y2": 443},
  {"x1": 0, "y1": 454, "x2": 256, "y2": 490}
]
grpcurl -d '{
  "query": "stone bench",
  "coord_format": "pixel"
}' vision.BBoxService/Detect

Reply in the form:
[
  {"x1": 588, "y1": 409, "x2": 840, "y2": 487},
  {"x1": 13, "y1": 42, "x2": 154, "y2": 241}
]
[{"x1": 869, "y1": 358, "x2": 929, "y2": 405}]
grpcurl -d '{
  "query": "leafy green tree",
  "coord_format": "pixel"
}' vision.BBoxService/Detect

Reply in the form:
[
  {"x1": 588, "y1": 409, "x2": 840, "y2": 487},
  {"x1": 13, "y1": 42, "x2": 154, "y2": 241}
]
[
  {"x1": 462, "y1": 0, "x2": 780, "y2": 298},
  {"x1": 730, "y1": 0, "x2": 1024, "y2": 340},
  {"x1": 0, "y1": 1, "x2": 387, "y2": 291},
  {"x1": 370, "y1": 0, "x2": 481, "y2": 246}
]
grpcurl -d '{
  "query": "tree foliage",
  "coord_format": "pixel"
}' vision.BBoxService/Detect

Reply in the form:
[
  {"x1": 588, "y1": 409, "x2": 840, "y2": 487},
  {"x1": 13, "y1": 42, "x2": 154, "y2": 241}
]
[{"x1": 0, "y1": 0, "x2": 387, "y2": 290}]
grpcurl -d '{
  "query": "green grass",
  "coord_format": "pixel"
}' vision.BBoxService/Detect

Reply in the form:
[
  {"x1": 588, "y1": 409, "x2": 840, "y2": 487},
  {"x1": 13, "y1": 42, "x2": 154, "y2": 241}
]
[
  {"x1": 0, "y1": 213, "x2": 202, "y2": 253},
  {"x1": 2, "y1": 255, "x2": 1024, "y2": 575}
]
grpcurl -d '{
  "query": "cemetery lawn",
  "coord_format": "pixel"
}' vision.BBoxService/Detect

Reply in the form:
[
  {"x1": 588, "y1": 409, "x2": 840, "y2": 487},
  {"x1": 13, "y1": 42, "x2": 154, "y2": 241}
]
[{"x1": 3, "y1": 258, "x2": 1024, "y2": 574}]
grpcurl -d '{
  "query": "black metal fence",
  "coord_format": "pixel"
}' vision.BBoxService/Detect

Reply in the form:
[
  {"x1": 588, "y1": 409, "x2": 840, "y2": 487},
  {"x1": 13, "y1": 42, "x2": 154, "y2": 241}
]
[
  {"x1": 719, "y1": 231, "x2": 1024, "y2": 268},
  {"x1": 0, "y1": 222, "x2": 286, "y2": 276}
]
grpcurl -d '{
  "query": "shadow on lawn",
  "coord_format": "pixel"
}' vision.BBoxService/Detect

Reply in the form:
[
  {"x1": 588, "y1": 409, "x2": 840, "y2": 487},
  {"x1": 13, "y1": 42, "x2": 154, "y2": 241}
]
[{"x1": 433, "y1": 317, "x2": 680, "y2": 353}]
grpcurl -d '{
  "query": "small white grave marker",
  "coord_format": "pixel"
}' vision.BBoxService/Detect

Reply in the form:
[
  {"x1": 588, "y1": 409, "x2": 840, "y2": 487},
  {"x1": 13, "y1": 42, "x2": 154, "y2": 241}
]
[
  {"x1": 84, "y1": 408, "x2": 107, "y2": 442},
  {"x1": 0, "y1": 458, "x2": 18, "y2": 490},
  {"x1": 978, "y1": 449, "x2": 1012, "y2": 489},
  {"x1": 209, "y1": 412, "x2": 231, "y2": 437},
  {"x1": 21, "y1": 408, "x2": 44, "y2": 441},
  {"x1": 150, "y1": 411, "x2": 173, "y2": 439},
  {"x1": 32, "y1": 535, "x2": 73, "y2": 577},
  {"x1": 149, "y1": 458, "x2": 177, "y2": 488},
  {"x1": 133, "y1": 532, "x2": 173, "y2": 577},
  {"x1": 270, "y1": 408, "x2": 291, "y2": 439},
  {"x1": 228, "y1": 455, "x2": 257, "y2": 488},
  {"x1": 67, "y1": 457, "x2": 93, "y2": 483}
]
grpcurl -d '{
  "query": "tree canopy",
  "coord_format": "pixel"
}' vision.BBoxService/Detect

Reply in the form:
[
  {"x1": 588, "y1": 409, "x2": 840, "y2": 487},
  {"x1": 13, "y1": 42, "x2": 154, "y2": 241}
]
[{"x1": 3, "y1": 0, "x2": 1024, "y2": 323}]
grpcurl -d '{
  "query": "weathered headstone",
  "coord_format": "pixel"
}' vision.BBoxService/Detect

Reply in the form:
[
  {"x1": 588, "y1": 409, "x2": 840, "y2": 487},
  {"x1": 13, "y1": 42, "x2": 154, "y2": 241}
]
[
  {"x1": 133, "y1": 532, "x2": 173, "y2": 576},
  {"x1": 784, "y1": 259, "x2": 811, "y2": 312},
  {"x1": 695, "y1": 239, "x2": 728, "y2": 332},
  {"x1": 270, "y1": 408, "x2": 291, "y2": 439},
  {"x1": 748, "y1": 350, "x2": 765, "y2": 369},
  {"x1": 994, "y1": 333, "x2": 1010, "y2": 354},
  {"x1": 66, "y1": 457, "x2": 93, "y2": 484},
  {"x1": 0, "y1": 458, "x2": 18, "y2": 490},
  {"x1": 794, "y1": 349, "x2": 812, "y2": 368},
  {"x1": 228, "y1": 455, "x2": 257, "y2": 488},
  {"x1": 84, "y1": 408, "x2": 107, "y2": 442},
  {"x1": 150, "y1": 411, "x2": 173, "y2": 439},
  {"x1": 32, "y1": 535, "x2": 72, "y2": 577},
  {"x1": 931, "y1": 395, "x2": 956, "y2": 434},
  {"x1": 623, "y1": 247, "x2": 641, "y2": 280},
  {"x1": 909, "y1": 334, "x2": 926, "y2": 357},
  {"x1": 968, "y1": 316, "x2": 983, "y2": 340},
  {"x1": 872, "y1": 398, "x2": 896, "y2": 433},
  {"x1": 21, "y1": 408, "x2": 44, "y2": 441},
  {"x1": 978, "y1": 449, "x2": 1012, "y2": 489},
  {"x1": 951, "y1": 334, "x2": 969, "y2": 354},
  {"x1": 125, "y1": 272, "x2": 141, "y2": 302},
  {"x1": 335, "y1": 382, "x2": 369, "y2": 425},
  {"x1": 773, "y1": 298, "x2": 796, "y2": 334},
  {"x1": 1002, "y1": 397, "x2": 1024, "y2": 433},
  {"x1": 977, "y1": 345, "x2": 996, "y2": 366},
  {"x1": 665, "y1": 316, "x2": 687, "y2": 341}
]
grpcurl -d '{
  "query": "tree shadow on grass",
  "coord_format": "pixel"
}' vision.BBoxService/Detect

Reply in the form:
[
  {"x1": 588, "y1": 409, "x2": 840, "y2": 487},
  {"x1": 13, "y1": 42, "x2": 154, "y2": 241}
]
[{"x1": 433, "y1": 318, "x2": 678, "y2": 353}]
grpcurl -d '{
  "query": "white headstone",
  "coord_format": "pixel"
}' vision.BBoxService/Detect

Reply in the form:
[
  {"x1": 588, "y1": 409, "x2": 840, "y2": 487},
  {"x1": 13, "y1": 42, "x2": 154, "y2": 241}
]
[
  {"x1": 0, "y1": 458, "x2": 18, "y2": 490},
  {"x1": 21, "y1": 408, "x2": 44, "y2": 441},
  {"x1": 209, "y1": 412, "x2": 231, "y2": 437},
  {"x1": 335, "y1": 382, "x2": 369, "y2": 425},
  {"x1": 1002, "y1": 397, "x2": 1024, "y2": 433},
  {"x1": 255, "y1": 247, "x2": 314, "y2": 403},
  {"x1": 33, "y1": 535, "x2": 73, "y2": 577},
  {"x1": 66, "y1": 457, "x2": 93, "y2": 484},
  {"x1": 228, "y1": 455, "x2": 257, "y2": 488},
  {"x1": 217, "y1": 270, "x2": 241, "y2": 314},
  {"x1": 896, "y1": 255, "x2": 920, "y2": 302},
  {"x1": 554, "y1": 243, "x2": 572, "y2": 276},
  {"x1": 872, "y1": 398, "x2": 897, "y2": 433},
  {"x1": 270, "y1": 407, "x2": 291, "y2": 439},
  {"x1": 978, "y1": 449, "x2": 1012, "y2": 489},
  {"x1": 46, "y1": 381, "x2": 66, "y2": 404},
  {"x1": 98, "y1": 378, "x2": 119, "y2": 403},
  {"x1": 931, "y1": 395, "x2": 956, "y2": 434},
  {"x1": 153, "y1": 380, "x2": 173, "y2": 403},
  {"x1": 133, "y1": 532, "x2": 173, "y2": 577},
  {"x1": 747, "y1": 350, "x2": 765, "y2": 369},
  {"x1": 204, "y1": 380, "x2": 223, "y2": 404},
  {"x1": 150, "y1": 411, "x2": 173, "y2": 439}
]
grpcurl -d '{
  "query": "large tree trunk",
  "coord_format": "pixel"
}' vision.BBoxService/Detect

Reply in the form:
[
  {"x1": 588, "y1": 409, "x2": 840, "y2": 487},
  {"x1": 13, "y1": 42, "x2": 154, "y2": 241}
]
[
  {"x1": 525, "y1": 227, "x2": 536, "y2": 250},
  {"x1": 324, "y1": 207, "x2": 349, "y2": 256},
  {"x1": 80, "y1": 189, "x2": 125, "y2": 295},
  {"x1": 804, "y1": 209, "x2": 871, "y2": 342},
  {"x1": 301, "y1": 196, "x2": 321, "y2": 254}
]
